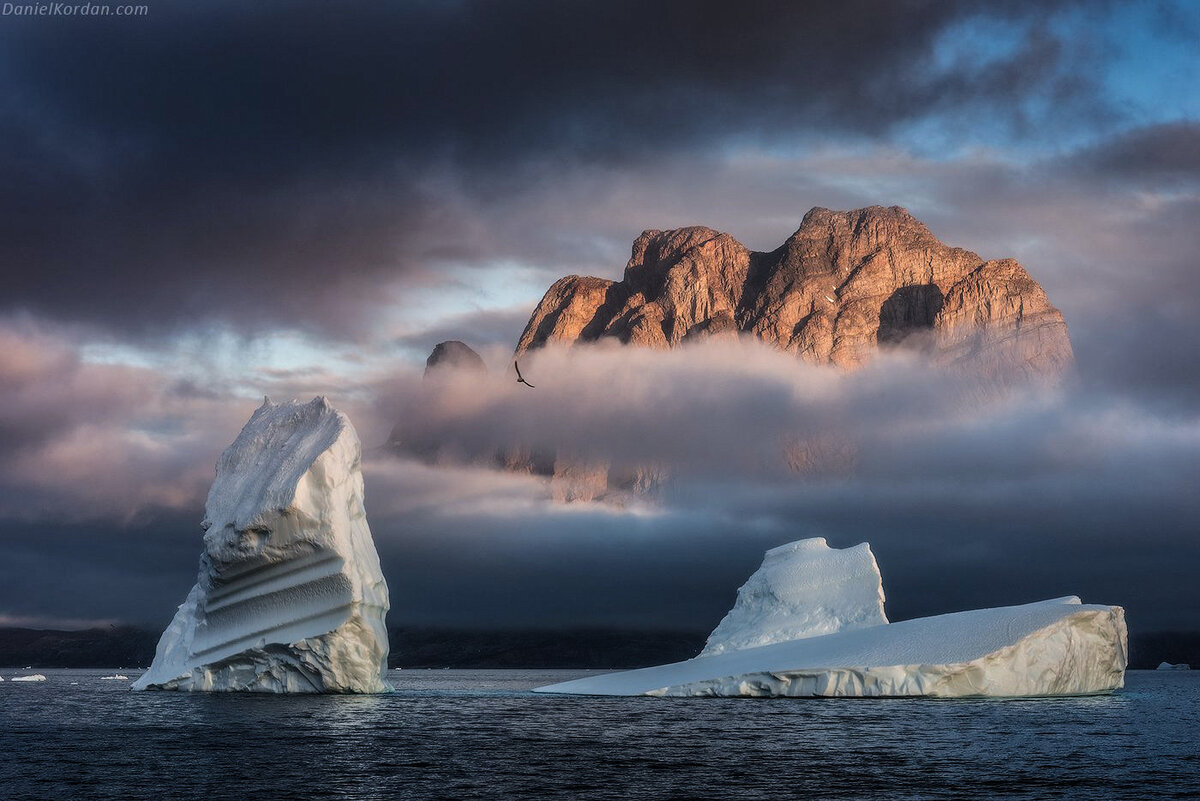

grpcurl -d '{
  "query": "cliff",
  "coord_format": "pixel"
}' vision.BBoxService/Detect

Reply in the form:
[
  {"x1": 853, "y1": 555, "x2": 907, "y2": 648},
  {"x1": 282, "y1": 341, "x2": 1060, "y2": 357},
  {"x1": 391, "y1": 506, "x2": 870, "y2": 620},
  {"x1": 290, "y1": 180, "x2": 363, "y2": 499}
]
[{"x1": 516, "y1": 206, "x2": 1072, "y2": 379}]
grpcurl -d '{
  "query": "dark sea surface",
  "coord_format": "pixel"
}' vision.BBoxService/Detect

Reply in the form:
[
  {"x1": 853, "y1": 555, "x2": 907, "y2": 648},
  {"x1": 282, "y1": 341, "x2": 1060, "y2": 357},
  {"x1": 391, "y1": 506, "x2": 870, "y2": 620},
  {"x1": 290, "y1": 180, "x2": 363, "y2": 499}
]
[{"x1": 1, "y1": 669, "x2": 1197, "y2": 800}]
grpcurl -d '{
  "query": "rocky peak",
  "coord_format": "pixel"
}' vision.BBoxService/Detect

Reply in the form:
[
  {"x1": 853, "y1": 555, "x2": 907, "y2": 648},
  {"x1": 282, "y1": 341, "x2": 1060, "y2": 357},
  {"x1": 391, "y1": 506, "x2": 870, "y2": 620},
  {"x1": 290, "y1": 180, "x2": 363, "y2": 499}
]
[
  {"x1": 424, "y1": 340, "x2": 487, "y2": 377},
  {"x1": 390, "y1": 340, "x2": 487, "y2": 459},
  {"x1": 516, "y1": 206, "x2": 1073, "y2": 379}
]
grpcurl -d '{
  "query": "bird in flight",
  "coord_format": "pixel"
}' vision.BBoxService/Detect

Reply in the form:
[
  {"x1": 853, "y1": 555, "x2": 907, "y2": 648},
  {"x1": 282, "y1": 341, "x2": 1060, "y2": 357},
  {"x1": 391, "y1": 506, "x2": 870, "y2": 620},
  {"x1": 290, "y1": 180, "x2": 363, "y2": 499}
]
[{"x1": 514, "y1": 361, "x2": 535, "y2": 388}]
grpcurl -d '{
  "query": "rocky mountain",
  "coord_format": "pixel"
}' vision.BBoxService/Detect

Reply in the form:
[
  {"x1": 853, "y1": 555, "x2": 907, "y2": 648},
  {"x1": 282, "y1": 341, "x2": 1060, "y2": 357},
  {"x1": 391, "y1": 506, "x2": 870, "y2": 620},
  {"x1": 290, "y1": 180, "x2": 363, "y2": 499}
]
[
  {"x1": 393, "y1": 207, "x2": 1074, "y2": 503},
  {"x1": 424, "y1": 340, "x2": 487, "y2": 377},
  {"x1": 516, "y1": 206, "x2": 1073, "y2": 379}
]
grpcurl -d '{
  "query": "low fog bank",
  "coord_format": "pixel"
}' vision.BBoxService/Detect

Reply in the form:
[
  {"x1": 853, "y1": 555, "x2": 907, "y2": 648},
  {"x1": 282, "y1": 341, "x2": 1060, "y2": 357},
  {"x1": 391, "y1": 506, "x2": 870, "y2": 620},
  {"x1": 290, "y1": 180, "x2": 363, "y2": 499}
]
[
  {"x1": 369, "y1": 339, "x2": 1198, "y2": 631},
  {"x1": 1, "y1": 335, "x2": 1195, "y2": 633}
]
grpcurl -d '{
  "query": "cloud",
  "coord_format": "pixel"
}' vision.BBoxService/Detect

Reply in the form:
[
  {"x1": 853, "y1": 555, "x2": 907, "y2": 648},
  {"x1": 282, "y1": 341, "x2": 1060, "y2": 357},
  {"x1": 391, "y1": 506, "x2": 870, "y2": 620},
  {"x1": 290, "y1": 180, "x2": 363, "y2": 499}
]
[
  {"x1": 392, "y1": 305, "x2": 538, "y2": 360},
  {"x1": 1067, "y1": 121, "x2": 1200, "y2": 187},
  {"x1": 0, "y1": 333, "x2": 1194, "y2": 632},
  {"x1": 367, "y1": 339, "x2": 1200, "y2": 630},
  {"x1": 0, "y1": 316, "x2": 407, "y2": 521},
  {"x1": 0, "y1": 1, "x2": 1196, "y2": 635},
  {"x1": 0, "y1": 321, "x2": 236, "y2": 521},
  {"x1": 0, "y1": 0, "x2": 1114, "y2": 338}
]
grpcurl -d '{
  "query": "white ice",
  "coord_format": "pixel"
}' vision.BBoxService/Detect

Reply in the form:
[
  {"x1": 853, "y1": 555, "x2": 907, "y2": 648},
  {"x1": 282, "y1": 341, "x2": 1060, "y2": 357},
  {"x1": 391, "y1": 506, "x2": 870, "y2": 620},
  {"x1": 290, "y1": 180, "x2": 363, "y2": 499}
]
[
  {"x1": 99, "y1": 675, "x2": 129, "y2": 680},
  {"x1": 701, "y1": 538, "x2": 887, "y2": 656},
  {"x1": 536, "y1": 537, "x2": 1127, "y2": 698},
  {"x1": 12, "y1": 674, "x2": 47, "y2": 682},
  {"x1": 133, "y1": 397, "x2": 391, "y2": 693}
]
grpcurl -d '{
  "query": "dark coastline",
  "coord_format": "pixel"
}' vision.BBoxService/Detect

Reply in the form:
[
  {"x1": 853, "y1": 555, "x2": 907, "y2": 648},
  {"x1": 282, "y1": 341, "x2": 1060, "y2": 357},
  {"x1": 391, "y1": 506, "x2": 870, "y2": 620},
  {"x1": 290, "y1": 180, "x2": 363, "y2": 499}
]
[{"x1": 2, "y1": 626, "x2": 1197, "y2": 670}]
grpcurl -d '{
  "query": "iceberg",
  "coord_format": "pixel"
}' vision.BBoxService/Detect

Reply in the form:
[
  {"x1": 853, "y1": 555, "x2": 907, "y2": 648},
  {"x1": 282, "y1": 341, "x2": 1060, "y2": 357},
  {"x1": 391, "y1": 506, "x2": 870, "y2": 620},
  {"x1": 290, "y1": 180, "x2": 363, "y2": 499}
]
[
  {"x1": 99, "y1": 675, "x2": 129, "y2": 680},
  {"x1": 701, "y1": 538, "x2": 887, "y2": 656},
  {"x1": 12, "y1": 674, "x2": 47, "y2": 682},
  {"x1": 1156, "y1": 662, "x2": 1191, "y2": 670},
  {"x1": 536, "y1": 538, "x2": 1126, "y2": 698},
  {"x1": 133, "y1": 397, "x2": 391, "y2": 693}
]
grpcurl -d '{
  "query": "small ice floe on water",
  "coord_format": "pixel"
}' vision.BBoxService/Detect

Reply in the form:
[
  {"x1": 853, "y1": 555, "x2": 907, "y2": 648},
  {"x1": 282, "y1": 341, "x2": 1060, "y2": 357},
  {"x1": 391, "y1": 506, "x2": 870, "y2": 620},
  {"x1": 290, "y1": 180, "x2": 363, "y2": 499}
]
[
  {"x1": 12, "y1": 674, "x2": 47, "y2": 682},
  {"x1": 1157, "y1": 662, "x2": 1191, "y2": 670},
  {"x1": 0, "y1": 676, "x2": 4, "y2": 681},
  {"x1": 70, "y1": 681, "x2": 79, "y2": 685},
  {"x1": 99, "y1": 675, "x2": 130, "y2": 680}
]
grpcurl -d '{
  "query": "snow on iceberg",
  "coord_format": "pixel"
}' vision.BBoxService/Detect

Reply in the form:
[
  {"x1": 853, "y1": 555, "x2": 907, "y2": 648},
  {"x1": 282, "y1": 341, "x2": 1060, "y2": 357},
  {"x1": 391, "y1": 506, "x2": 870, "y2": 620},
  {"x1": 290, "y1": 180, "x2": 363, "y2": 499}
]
[
  {"x1": 701, "y1": 538, "x2": 887, "y2": 656},
  {"x1": 133, "y1": 397, "x2": 391, "y2": 693},
  {"x1": 536, "y1": 538, "x2": 1127, "y2": 698}
]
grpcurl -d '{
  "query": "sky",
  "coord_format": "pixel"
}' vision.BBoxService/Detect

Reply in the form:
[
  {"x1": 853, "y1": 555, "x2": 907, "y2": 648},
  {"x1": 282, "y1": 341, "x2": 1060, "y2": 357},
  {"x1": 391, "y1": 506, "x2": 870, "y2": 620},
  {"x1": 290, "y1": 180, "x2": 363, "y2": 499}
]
[{"x1": 0, "y1": 0, "x2": 1197, "y2": 635}]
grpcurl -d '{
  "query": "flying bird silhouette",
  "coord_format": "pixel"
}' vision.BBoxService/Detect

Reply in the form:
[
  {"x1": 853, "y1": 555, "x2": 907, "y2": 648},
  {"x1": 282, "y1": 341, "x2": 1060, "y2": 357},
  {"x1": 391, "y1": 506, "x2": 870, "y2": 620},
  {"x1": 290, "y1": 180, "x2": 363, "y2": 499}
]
[{"x1": 514, "y1": 361, "x2": 535, "y2": 388}]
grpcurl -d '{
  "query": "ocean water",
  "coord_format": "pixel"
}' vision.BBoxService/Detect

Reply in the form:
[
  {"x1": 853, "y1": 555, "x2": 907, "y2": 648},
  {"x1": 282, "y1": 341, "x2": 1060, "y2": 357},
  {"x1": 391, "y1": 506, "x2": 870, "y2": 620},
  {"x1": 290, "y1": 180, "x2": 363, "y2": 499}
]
[{"x1": 1, "y1": 669, "x2": 1197, "y2": 800}]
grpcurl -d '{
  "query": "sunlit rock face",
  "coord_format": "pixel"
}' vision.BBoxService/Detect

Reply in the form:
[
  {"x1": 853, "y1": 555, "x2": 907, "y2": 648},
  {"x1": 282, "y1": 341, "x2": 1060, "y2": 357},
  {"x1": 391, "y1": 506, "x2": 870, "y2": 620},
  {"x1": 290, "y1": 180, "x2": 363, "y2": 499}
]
[
  {"x1": 701, "y1": 538, "x2": 888, "y2": 657},
  {"x1": 535, "y1": 540, "x2": 1126, "y2": 698},
  {"x1": 133, "y1": 397, "x2": 391, "y2": 693},
  {"x1": 516, "y1": 206, "x2": 1073, "y2": 381},
  {"x1": 400, "y1": 208, "x2": 1075, "y2": 504}
]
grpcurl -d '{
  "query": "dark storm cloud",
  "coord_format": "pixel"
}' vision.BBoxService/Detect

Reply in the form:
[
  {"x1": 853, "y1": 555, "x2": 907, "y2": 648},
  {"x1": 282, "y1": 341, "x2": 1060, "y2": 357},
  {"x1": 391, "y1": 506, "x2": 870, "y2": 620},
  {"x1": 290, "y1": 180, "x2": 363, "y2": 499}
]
[
  {"x1": 0, "y1": 513, "x2": 200, "y2": 628},
  {"x1": 1067, "y1": 120, "x2": 1200, "y2": 187},
  {"x1": 0, "y1": 0, "x2": 1104, "y2": 336}
]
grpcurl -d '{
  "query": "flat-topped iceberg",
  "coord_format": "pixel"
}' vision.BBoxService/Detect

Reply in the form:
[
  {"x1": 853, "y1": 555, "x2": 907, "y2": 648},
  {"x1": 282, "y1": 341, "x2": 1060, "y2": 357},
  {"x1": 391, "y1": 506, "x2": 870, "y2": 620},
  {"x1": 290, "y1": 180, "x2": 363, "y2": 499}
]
[
  {"x1": 134, "y1": 397, "x2": 391, "y2": 693},
  {"x1": 536, "y1": 538, "x2": 1126, "y2": 698}
]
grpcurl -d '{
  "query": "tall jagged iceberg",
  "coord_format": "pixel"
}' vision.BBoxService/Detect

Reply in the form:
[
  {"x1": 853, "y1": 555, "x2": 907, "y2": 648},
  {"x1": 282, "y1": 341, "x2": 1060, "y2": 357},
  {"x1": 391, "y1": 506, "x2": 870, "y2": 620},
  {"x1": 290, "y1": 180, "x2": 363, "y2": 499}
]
[
  {"x1": 536, "y1": 537, "x2": 1127, "y2": 698},
  {"x1": 134, "y1": 397, "x2": 391, "y2": 693}
]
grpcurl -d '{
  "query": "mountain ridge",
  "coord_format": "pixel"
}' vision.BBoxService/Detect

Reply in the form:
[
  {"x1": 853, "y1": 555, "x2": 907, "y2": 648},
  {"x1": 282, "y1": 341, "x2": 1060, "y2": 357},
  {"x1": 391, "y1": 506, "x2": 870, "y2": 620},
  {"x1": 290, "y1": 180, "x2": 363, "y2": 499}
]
[{"x1": 515, "y1": 205, "x2": 1073, "y2": 380}]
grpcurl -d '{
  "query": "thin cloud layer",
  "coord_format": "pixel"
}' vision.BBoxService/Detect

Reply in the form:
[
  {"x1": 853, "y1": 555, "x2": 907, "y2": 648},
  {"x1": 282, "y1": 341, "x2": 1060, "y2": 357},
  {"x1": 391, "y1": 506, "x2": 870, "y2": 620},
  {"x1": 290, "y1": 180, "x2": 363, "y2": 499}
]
[
  {"x1": 0, "y1": 336, "x2": 1195, "y2": 631},
  {"x1": 0, "y1": 318, "x2": 400, "y2": 521},
  {"x1": 369, "y1": 340, "x2": 1199, "y2": 630}
]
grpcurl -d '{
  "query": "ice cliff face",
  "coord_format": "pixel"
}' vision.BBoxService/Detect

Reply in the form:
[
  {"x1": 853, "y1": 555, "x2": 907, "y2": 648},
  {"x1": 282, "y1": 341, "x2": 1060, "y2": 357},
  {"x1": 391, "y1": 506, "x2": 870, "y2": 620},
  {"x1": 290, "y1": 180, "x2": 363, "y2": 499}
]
[
  {"x1": 701, "y1": 538, "x2": 887, "y2": 656},
  {"x1": 535, "y1": 540, "x2": 1127, "y2": 698},
  {"x1": 536, "y1": 597, "x2": 1127, "y2": 698},
  {"x1": 133, "y1": 397, "x2": 391, "y2": 693}
]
